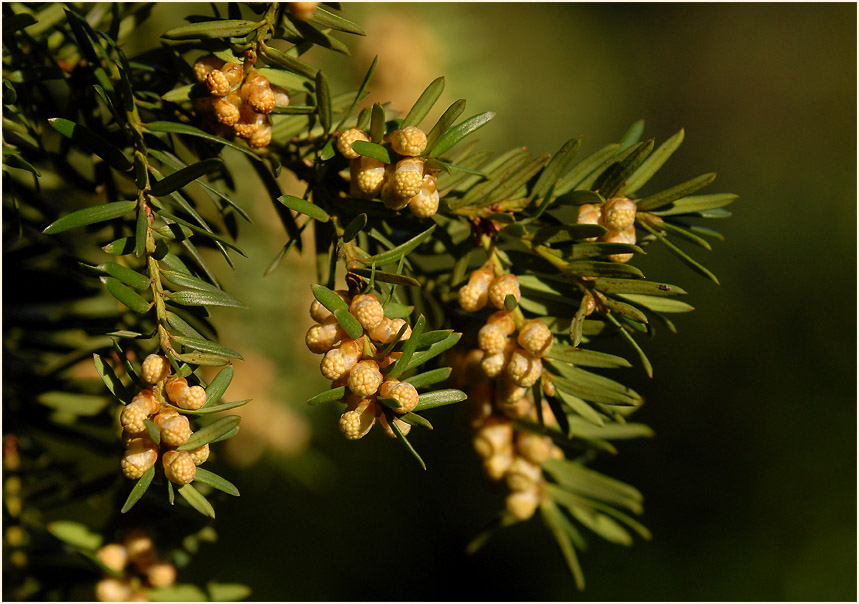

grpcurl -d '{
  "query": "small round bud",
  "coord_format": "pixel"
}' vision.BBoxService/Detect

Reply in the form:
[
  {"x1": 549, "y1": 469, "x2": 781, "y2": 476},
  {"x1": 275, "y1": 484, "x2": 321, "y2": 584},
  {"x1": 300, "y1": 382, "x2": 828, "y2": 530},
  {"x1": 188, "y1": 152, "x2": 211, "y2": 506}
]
[
  {"x1": 477, "y1": 323, "x2": 508, "y2": 355},
  {"x1": 141, "y1": 354, "x2": 170, "y2": 385},
  {"x1": 95, "y1": 543, "x2": 128, "y2": 573},
  {"x1": 347, "y1": 360, "x2": 383, "y2": 398},
  {"x1": 542, "y1": 379, "x2": 556, "y2": 398},
  {"x1": 271, "y1": 85, "x2": 290, "y2": 107},
  {"x1": 233, "y1": 104, "x2": 266, "y2": 139},
  {"x1": 390, "y1": 126, "x2": 427, "y2": 157},
  {"x1": 602, "y1": 196, "x2": 637, "y2": 232},
  {"x1": 165, "y1": 377, "x2": 189, "y2": 405},
  {"x1": 516, "y1": 431, "x2": 554, "y2": 465},
  {"x1": 95, "y1": 578, "x2": 132, "y2": 603},
  {"x1": 457, "y1": 284, "x2": 486, "y2": 313},
  {"x1": 480, "y1": 350, "x2": 507, "y2": 378},
  {"x1": 289, "y1": 2, "x2": 319, "y2": 21},
  {"x1": 500, "y1": 394, "x2": 534, "y2": 420},
  {"x1": 338, "y1": 399, "x2": 378, "y2": 440},
  {"x1": 123, "y1": 529, "x2": 155, "y2": 566},
  {"x1": 473, "y1": 416, "x2": 513, "y2": 459},
  {"x1": 320, "y1": 340, "x2": 362, "y2": 381},
  {"x1": 577, "y1": 203, "x2": 603, "y2": 242},
  {"x1": 240, "y1": 73, "x2": 276, "y2": 114},
  {"x1": 120, "y1": 391, "x2": 159, "y2": 434},
  {"x1": 379, "y1": 379, "x2": 419, "y2": 414},
  {"x1": 188, "y1": 443, "x2": 210, "y2": 466},
  {"x1": 212, "y1": 94, "x2": 241, "y2": 126},
  {"x1": 121, "y1": 438, "x2": 159, "y2": 479},
  {"x1": 506, "y1": 349, "x2": 543, "y2": 388},
  {"x1": 482, "y1": 445, "x2": 515, "y2": 481},
  {"x1": 486, "y1": 311, "x2": 517, "y2": 335},
  {"x1": 154, "y1": 409, "x2": 192, "y2": 446},
  {"x1": 147, "y1": 562, "x2": 177, "y2": 588},
  {"x1": 336, "y1": 127, "x2": 371, "y2": 160},
  {"x1": 378, "y1": 413, "x2": 412, "y2": 438},
  {"x1": 389, "y1": 319, "x2": 412, "y2": 340},
  {"x1": 350, "y1": 156, "x2": 386, "y2": 198},
  {"x1": 193, "y1": 55, "x2": 225, "y2": 82},
  {"x1": 349, "y1": 294, "x2": 384, "y2": 330},
  {"x1": 306, "y1": 317, "x2": 346, "y2": 353},
  {"x1": 488, "y1": 274, "x2": 521, "y2": 310},
  {"x1": 505, "y1": 456, "x2": 544, "y2": 492},
  {"x1": 602, "y1": 225, "x2": 637, "y2": 263},
  {"x1": 206, "y1": 63, "x2": 243, "y2": 96},
  {"x1": 249, "y1": 123, "x2": 272, "y2": 148},
  {"x1": 408, "y1": 179, "x2": 440, "y2": 218},
  {"x1": 392, "y1": 158, "x2": 424, "y2": 200},
  {"x1": 177, "y1": 385, "x2": 207, "y2": 411},
  {"x1": 517, "y1": 320, "x2": 554, "y2": 358},
  {"x1": 497, "y1": 377, "x2": 528, "y2": 405},
  {"x1": 162, "y1": 450, "x2": 196, "y2": 485},
  {"x1": 506, "y1": 486, "x2": 541, "y2": 521}
]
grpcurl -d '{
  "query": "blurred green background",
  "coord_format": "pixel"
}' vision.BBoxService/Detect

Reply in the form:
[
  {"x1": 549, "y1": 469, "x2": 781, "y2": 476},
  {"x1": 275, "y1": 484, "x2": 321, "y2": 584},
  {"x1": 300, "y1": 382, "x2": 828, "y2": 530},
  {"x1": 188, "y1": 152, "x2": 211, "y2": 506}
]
[{"x1": 135, "y1": 3, "x2": 856, "y2": 600}]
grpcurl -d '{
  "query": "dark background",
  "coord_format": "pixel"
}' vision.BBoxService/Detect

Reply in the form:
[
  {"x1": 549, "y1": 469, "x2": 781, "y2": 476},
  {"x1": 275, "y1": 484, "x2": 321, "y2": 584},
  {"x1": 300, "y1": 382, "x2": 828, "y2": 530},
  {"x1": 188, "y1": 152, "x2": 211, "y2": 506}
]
[{"x1": 120, "y1": 3, "x2": 857, "y2": 600}]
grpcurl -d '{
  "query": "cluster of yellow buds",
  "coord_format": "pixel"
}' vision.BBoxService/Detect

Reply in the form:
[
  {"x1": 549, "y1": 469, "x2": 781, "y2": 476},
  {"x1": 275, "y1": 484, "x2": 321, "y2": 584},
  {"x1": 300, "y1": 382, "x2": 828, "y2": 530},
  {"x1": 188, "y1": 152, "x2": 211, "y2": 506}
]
[
  {"x1": 93, "y1": 529, "x2": 176, "y2": 602},
  {"x1": 192, "y1": 55, "x2": 289, "y2": 149},
  {"x1": 576, "y1": 196, "x2": 638, "y2": 263},
  {"x1": 451, "y1": 269, "x2": 565, "y2": 520},
  {"x1": 119, "y1": 355, "x2": 210, "y2": 486},
  {"x1": 337, "y1": 126, "x2": 440, "y2": 218},
  {"x1": 305, "y1": 291, "x2": 419, "y2": 439}
]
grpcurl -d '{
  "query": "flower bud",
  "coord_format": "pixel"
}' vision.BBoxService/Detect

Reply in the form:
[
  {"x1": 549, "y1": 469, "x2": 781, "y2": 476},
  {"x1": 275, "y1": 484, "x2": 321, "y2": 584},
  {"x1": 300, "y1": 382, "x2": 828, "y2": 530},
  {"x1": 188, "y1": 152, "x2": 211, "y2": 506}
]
[
  {"x1": 601, "y1": 225, "x2": 637, "y2": 263},
  {"x1": 349, "y1": 294, "x2": 385, "y2": 330},
  {"x1": 249, "y1": 123, "x2": 272, "y2": 148},
  {"x1": 320, "y1": 339, "x2": 362, "y2": 381},
  {"x1": 347, "y1": 360, "x2": 383, "y2": 398},
  {"x1": 350, "y1": 156, "x2": 385, "y2": 198},
  {"x1": 338, "y1": 399, "x2": 378, "y2": 440},
  {"x1": 188, "y1": 443, "x2": 210, "y2": 466},
  {"x1": 121, "y1": 438, "x2": 159, "y2": 479},
  {"x1": 192, "y1": 55, "x2": 225, "y2": 82},
  {"x1": 505, "y1": 456, "x2": 543, "y2": 491},
  {"x1": 390, "y1": 126, "x2": 428, "y2": 157},
  {"x1": 120, "y1": 390, "x2": 159, "y2": 434},
  {"x1": 147, "y1": 562, "x2": 177, "y2": 588},
  {"x1": 516, "y1": 431, "x2": 554, "y2": 465},
  {"x1": 472, "y1": 416, "x2": 513, "y2": 459},
  {"x1": 506, "y1": 348, "x2": 543, "y2": 388},
  {"x1": 499, "y1": 394, "x2": 534, "y2": 420},
  {"x1": 306, "y1": 316, "x2": 346, "y2": 353},
  {"x1": 206, "y1": 63, "x2": 243, "y2": 96},
  {"x1": 407, "y1": 173, "x2": 439, "y2": 218},
  {"x1": 482, "y1": 445, "x2": 514, "y2": 481},
  {"x1": 457, "y1": 268, "x2": 493, "y2": 312},
  {"x1": 542, "y1": 379, "x2": 556, "y2": 398},
  {"x1": 378, "y1": 413, "x2": 412, "y2": 438},
  {"x1": 165, "y1": 377, "x2": 189, "y2": 405},
  {"x1": 240, "y1": 73, "x2": 276, "y2": 114},
  {"x1": 577, "y1": 203, "x2": 603, "y2": 241},
  {"x1": 95, "y1": 577, "x2": 131, "y2": 602},
  {"x1": 233, "y1": 104, "x2": 266, "y2": 139},
  {"x1": 289, "y1": 2, "x2": 319, "y2": 21},
  {"x1": 162, "y1": 450, "x2": 196, "y2": 485},
  {"x1": 477, "y1": 323, "x2": 508, "y2": 355},
  {"x1": 154, "y1": 408, "x2": 192, "y2": 447},
  {"x1": 602, "y1": 196, "x2": 637, "y2": 232},
  {"x1": 506, "y1": 485, "x2": 540, "y2": 521},
  {"x1": 123, "y1": 529, "x2": 155, "y2": 566},
  {"x1": 141, "y1": 354, "x2": 170, "y2": 385},
  {"x1": 486, "y1": 311, "x2": 517, "y2": 335},
  {"x1": 391, "y1": 158, "x2": 424, "y2": 200},
  {"x1": 336, "y1": 127, "x2": 371, "y2": 160},
  {"x1": 517, "y1": 319, "x2": 553, "y2": 358},
  {"x1": 379, "y1": 379, "x2": 419, "y2": 414},
  {"x1": 96, "y1": 543, "x2": 128, "y2": 573},
  {"x1": 176, "y1": 384, "x2": 207, "y2": 411},
  {"x1": 212, "y1": 93, "x2": 241, "y2": 126},
  {"x1": 271, "y1": 85, "x2": 290, "y2": 107},
  {"x1": 488, "y1": 274, "x2": 520, "y2": 310}
]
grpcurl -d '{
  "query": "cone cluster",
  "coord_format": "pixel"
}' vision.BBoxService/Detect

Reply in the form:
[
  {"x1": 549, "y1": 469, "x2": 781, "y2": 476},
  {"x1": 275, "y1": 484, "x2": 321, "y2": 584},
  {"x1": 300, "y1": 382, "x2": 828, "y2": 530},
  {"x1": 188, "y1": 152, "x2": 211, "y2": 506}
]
[
  {"x1": 305, "y1": 291, "x2": 419, "y2": 440},
  {"x1": 452, "y1": 270, "x2": 564, "y2": 520},
  {"x1": 576, "y1": 196, "x2": 638, "y2": 263},
  {"x1": 193, "y1": 55, "x2": 290, "y2": 149},
  {"x1": 336, "y1": 126, "x2": 440, "y2": 218},
  {"x1": 119, "y1": 355, "x2": 211, "y2": 485},
  {"x1": 93, "y1": 529, "x2": 176, "y2": 602}
]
